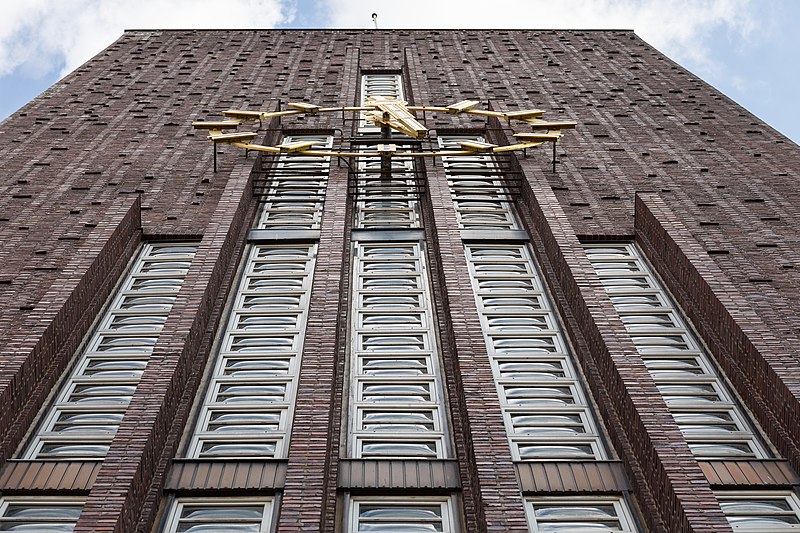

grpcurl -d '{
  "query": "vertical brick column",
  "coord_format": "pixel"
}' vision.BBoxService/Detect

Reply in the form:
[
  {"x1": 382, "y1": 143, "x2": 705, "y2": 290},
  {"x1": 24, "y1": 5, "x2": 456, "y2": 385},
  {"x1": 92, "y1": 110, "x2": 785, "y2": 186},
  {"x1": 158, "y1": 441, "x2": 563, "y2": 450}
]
[
  {"x1": 277, "y1": 46, "x2": 360, "y2": 532},
  {"x1": 403, "y1": 44, "x2": 523, "y2": 532},
  {"x1": 0, "y1": 198, "x2": 141, "y2": 464},
  {"x1": 422, "y1": 160, "x2": 530, "y2": 532},
  {"x1": 74, "y1": 160, "x2": 256, "y2": 533},
  {"x1": 277, "y1": 163, "x2": 349, "y2": 532},
  {"x1": 636, "y1": 193, "x2": 800, "y2": 474},
  {"x1": 503, "y1": 131, "x2": 730, "y2": 531}
]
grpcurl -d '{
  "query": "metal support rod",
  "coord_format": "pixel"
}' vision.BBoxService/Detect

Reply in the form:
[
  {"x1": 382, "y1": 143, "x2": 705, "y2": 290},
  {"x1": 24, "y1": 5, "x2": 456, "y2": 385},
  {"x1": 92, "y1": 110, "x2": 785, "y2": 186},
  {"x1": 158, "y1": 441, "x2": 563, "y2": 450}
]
[
  {"x1": 552, "y1": 141, "x2": 556, "y2": 173},
  {"x1": 429, "y1": 129, "x2": 437, "y2": 167},
  {"x1": 380, "y1": 153, "x2": 392, "y2": 181},
  {"x1": 214, "y1": 147, "x2": 217, "y2": 173},
  {"x1": 381, "y1": 114, "x2": 392, "y2": 181}
]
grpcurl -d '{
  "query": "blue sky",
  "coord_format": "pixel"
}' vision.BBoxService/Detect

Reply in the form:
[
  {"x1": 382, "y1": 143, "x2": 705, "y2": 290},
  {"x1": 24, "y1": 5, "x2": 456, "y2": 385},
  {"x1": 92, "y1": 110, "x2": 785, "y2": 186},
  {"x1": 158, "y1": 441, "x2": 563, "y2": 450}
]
[{"x1": 0, "y1": 0, "x2": 797, "y2": 144}]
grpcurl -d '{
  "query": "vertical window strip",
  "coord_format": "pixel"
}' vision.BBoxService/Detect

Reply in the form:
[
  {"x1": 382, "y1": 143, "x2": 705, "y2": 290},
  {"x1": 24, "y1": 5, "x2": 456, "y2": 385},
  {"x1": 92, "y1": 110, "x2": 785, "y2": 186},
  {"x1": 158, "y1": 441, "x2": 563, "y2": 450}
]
[
  {"x1": 584, "y1": 243, "x2": 768, "y2": 459},
  {"x1": 160, "y1": 497, "x2": 274, "y2": 533},
  {"x1": 348, "y1": 241, "x2": 450, "y2": 459},
  {"x1": 355, "y1": 144, "x2": 420, "y2": 229},
  {"x1": 23, "y1": 243, "x2": 199, "y2": 460},
  {"x1": 0, "y1": 497, "x2": 84, "y2": 532},
  {"x1": 437, "y1": 135, "x2": 607, "y2": 461},
  {"x1": 525, "y1": 497, "x2": 639, "y2": 532},
  {"x1": 439, "y1": 136, "x2": 520, "y2": 230},
  {"x1": 465, "y1": 244, "x2": 607, "y2": 461},
  {"x1": 717, "y1": 491, "x2": 800, "y2": 531},
  {"x1": 359, "y1": 73, "x2": 404, "y2": 134},
  {"x1": 345, "y1": 495, "x2": 456, "y2": 533},
  {"x1": 256, "y1": 135, "x2": 333, "y2": 230},
  {"x1": 187, "y1": 243, "x2": 316, "y2": 459}
]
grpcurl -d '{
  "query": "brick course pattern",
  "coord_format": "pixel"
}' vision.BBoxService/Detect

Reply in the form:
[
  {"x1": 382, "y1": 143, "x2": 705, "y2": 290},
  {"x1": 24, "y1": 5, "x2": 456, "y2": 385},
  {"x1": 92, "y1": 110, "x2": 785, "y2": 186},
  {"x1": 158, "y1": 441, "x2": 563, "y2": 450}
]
[{"x1": 0, "y1": 29, "x2": 798, "y2": 533}]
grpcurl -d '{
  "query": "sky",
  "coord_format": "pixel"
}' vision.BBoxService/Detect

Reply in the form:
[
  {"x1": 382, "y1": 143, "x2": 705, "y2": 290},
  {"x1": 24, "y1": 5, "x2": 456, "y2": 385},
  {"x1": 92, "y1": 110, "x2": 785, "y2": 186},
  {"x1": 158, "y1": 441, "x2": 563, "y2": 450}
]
[{"x1": 0, "y1": 0, "x2": 797, "y2": 144}]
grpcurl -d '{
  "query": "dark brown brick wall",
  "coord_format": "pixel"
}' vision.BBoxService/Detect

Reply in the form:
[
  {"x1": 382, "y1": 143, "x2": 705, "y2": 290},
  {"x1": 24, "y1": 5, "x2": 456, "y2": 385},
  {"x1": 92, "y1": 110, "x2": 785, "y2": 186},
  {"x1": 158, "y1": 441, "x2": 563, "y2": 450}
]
[
  {"x1": 277, "y1": 45, "x2": 359, "y2": 533},
  {"x1": 74, "y1": 154, "x2": 257, "y2": 533},
  {"x1": 276, "y1": 161, "x2": 350, "y2": 533},
  {"x1": 409, "y1": 44, "x2": 525, "y2": 532},
  {"x1": 3, "y1": 30, "x2": 799, "y2": 375},
  {"x1": 0, "y1": 29, "x2": 798, "y2": 533},
  {"x1": 636, "y1": 194, "x2": 800, "y2": 476},
  {"x1": 422, "y1": 157, "x2": 528, "y2": 532},
  {"x1": 503, "y1": 131, "x2": 729, "y2": 531},
  {"x1": 0, "y1": 198, "x2": 141, "y2": 464}
]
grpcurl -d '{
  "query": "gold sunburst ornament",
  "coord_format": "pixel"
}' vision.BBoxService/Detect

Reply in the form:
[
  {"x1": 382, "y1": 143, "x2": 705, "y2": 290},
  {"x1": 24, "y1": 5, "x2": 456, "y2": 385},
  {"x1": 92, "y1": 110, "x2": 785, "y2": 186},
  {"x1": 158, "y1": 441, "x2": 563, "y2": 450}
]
[{"x1": 192, "y1": 97, "x2": 576, "y2": 171}]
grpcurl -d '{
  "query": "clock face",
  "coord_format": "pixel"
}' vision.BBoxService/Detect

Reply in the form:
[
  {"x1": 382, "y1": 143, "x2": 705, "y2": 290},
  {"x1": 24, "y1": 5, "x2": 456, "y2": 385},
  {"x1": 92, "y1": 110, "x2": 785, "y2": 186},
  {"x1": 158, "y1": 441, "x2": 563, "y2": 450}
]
[{"x1": 192, "y1": 96, "x2": 576, "y2": 161}]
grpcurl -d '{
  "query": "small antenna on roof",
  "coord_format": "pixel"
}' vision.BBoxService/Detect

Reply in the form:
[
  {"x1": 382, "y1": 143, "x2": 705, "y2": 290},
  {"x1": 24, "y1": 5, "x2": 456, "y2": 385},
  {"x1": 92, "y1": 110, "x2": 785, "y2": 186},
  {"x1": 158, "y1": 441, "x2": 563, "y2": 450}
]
[{"x1": 372, "y1": 13, "x2": 378, "y2": 29}]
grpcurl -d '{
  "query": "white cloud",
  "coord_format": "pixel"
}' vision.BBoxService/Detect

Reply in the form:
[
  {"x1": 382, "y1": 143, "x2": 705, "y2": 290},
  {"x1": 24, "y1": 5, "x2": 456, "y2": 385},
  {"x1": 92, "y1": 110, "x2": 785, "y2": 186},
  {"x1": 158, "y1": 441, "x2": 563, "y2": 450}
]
[
  {"x1": 0, "y1": 0, "x2": 291, "y2": 78},
  {"x1": 327, "y1": 0, "x2": 758, "y2": 74}
]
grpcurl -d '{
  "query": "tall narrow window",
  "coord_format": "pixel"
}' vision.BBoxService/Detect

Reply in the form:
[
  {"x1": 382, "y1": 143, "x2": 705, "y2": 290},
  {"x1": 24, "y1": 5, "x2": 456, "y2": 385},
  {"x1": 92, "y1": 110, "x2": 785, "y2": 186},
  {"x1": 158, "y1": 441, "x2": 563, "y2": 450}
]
[
  {"x1": 584, "y1": 243, "x2": 769, "y2": 459},
  {"x1": 160, "y1": 498, "x2": 274, "y2": 533},
  {"x1": 347, "y1": 75, "x2": 449, "y2": 459},
  {"x1": 0, "y1": 496, "x2": 84, "y2": 531},
  {"x1": 465, "y1": 243, "x2": 607, "y2": 460},
  {"x1": 186, "y1": 243, "x2": 317, "y2": 458},
  {"x1": 440, "y1": 135, "x2": 608, "y2": 461},
  {"x1": 439, "y1": 136, "x2": 520, "y2": 230},
  {"x1": 255, "y1": 135, "x2": 333, "y2": 230},
  {"x1": 355, "y1": 143, "x2": 420, "y2": 229},
  {"x1": 22, "y1": 242, "x2": 199, "y2": 459},
  {"x1": 359, "y1": 73, "x2": 403, "y2": 134},
  {"x1": 185, "y1": 135, "x2": 330, "y2": 459},
  {"x1": 348, "y1": 241, "x2": 450, "y2": 459}
]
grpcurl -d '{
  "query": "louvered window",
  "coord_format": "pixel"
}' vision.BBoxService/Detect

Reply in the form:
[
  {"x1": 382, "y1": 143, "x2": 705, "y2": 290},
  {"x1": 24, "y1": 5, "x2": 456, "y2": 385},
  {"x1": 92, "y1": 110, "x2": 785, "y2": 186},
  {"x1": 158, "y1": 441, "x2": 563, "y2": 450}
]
[
  {"x1": 438, "y1": 138, "x2": 608, "y2": 461},
  {"x1": 360, "y1": 73, "x2": 403, "y2": 133},
  {"x1": 717, "y1": 491, "x2": 800, "y2": 531},
  {"x1": 187, "y1": 244, "x2": 316, "y2": 458},
  {"x1": 584, "y1": 243, "x2": 769, "y2": 459},
  {"x1": 0, "y1": 496, "x2": 84, "y2": 532},
  {"x1": 345, "y1": 496, "x2": 456, "y2": 533},
  {"x1": 525, "y1": 497, "x2": 639, "y2": 532},
  {"x1": 348, "y1": 242, "x2": 450, "y2": 459},
  {"x1": 439, "y1": 136, "x2": 520, "y2": 230},
  {"x1": 256, "y1": 135, "x2": 333, "y2": 230},
  {"x1": 465, "y1": 244, "x2": 607, "y2": 460},
  {"x1": 22, "y1": 243, "x2": 199, "y2": 459},
  {"x1": 355, "y1": 143, "x2": 420, "y2": 229}
]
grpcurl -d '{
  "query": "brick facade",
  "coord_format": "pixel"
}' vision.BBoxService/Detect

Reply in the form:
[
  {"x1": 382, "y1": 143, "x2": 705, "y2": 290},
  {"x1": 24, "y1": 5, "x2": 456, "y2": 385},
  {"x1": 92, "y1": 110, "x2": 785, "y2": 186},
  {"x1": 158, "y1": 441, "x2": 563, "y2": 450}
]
[{"x1": 0, "y1": 29, "x2": 798, "y2": 532}]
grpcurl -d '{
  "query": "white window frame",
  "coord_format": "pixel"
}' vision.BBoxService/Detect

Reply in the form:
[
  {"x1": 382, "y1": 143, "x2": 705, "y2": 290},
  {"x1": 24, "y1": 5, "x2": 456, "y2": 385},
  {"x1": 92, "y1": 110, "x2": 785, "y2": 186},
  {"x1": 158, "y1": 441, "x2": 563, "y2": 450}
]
[
  {"x1": 347, "y1": 241, "x2": 451, "y2": 459},
  {"x1": 439, "y1": 136, "x2": 520, "y2": 231},
  {"x1": 717, "y1": 490, "x2": 800, "y2": 531},
  {"x1": 525, "y1": 496, "x2": 639, "y2": 533},
  {"x1": 0, "y1": 496, "x2": 84, "y2": 532},
  {"x1": 355, "y1": 143, "x2": 420, "y2": 229},
  {"x1": 584, "y1": 243, "x2": 770, "y2": 459},
  {"x1": 256, "y1": 135, "x2": 333, "y2": 230},
  {"x1": 344, "y1": 495, "x2": 457, "y2": 533},
  {"x1": 464, "y1": 243, "x2": 608, "y2": 461},
  {"x1": 186, "y1": 243, "x2": 317, "y2": 459},
  {"x1": 160, "y1": 497, "x2": 274, "y2": 533},
  {"x1": 359, "y1": 73, "x2": 404, "y2": 133},
  {"x1": 22, "y1": 242, "x2": 199, "y2": 460}
]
